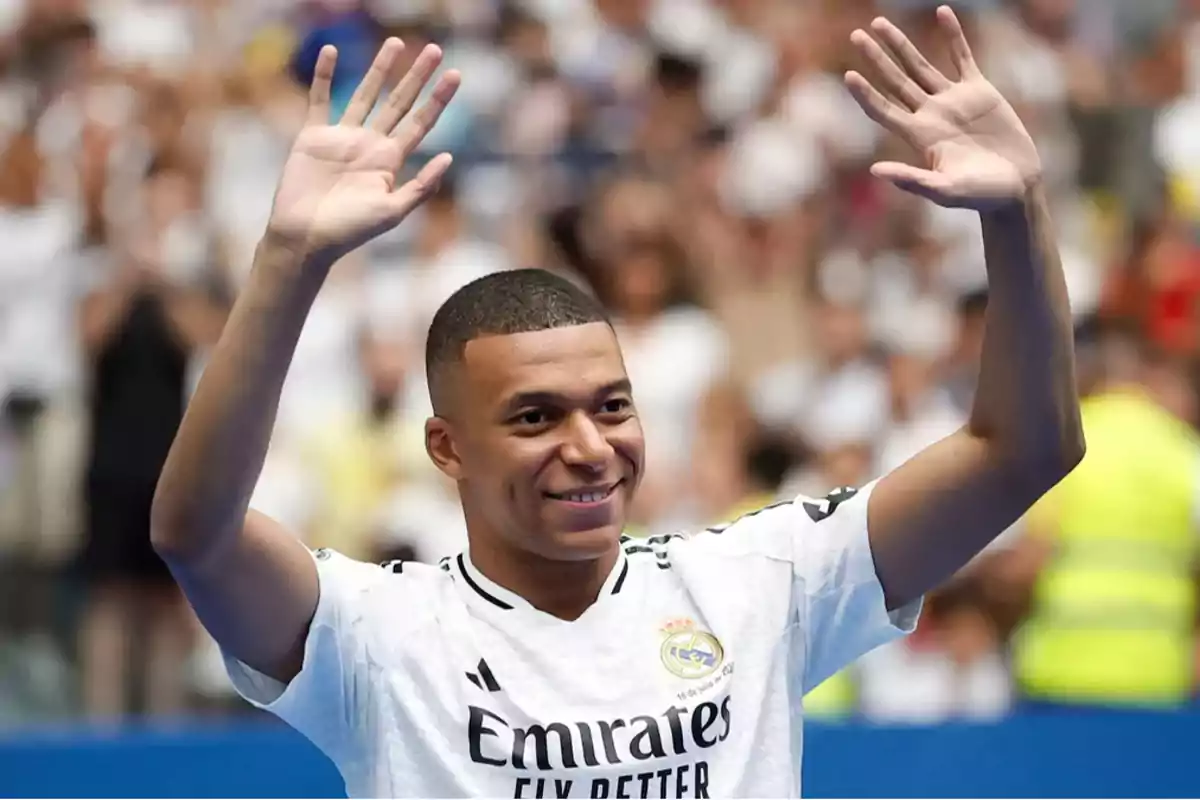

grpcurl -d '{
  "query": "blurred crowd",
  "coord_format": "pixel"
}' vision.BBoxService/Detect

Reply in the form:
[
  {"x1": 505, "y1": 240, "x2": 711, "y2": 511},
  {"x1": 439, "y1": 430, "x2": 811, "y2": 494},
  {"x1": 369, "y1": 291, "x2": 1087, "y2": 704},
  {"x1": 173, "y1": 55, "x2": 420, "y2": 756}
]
[{"x1": 1, "y1": 0, "x2": 1199, "y2": 728}]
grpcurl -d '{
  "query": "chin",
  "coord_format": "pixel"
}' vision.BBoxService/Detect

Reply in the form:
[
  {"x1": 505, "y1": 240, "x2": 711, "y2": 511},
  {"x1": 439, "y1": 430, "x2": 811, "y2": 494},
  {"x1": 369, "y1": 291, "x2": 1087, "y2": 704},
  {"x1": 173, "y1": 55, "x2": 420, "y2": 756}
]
[{"x1": 541, "y1": 523, "x2": 624, "y2": 562}]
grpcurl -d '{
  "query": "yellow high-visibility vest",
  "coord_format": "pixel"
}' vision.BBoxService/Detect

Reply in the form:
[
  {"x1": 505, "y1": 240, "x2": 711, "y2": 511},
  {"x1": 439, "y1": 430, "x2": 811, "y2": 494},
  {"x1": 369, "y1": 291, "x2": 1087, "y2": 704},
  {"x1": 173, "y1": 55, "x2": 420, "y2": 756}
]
[
  {"x1": 804, "y1": 669, "x2": 856, "y2": 719},
  {"x1": 1013, "y1": 390, "x2": 1200, "y2": 706}
]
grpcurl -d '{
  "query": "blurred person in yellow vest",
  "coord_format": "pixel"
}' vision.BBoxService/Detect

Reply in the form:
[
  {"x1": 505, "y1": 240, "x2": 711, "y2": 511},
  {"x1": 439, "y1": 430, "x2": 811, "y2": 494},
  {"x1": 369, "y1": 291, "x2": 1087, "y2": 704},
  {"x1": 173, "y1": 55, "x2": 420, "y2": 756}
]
[
  {"x1": 803, "y1": 666, "x2": 858, "y2": 720},
  {"x1": 301, "y1": 327, "x2": 431, "y2": 562},
  {"x1": 1010, "y1": 332, "x2": 1200, "y2": 709}
]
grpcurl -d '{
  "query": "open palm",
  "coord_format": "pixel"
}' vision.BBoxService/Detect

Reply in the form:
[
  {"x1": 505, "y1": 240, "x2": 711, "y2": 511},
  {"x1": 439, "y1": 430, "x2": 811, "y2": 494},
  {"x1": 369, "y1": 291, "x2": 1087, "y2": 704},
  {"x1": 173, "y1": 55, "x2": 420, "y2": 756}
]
[
  {"x1": 845, "y1": 6, "x2": 1042, "y2": 211},
  {"x1": 268, "y1": 39, "x2": 460, "y2": 258}
]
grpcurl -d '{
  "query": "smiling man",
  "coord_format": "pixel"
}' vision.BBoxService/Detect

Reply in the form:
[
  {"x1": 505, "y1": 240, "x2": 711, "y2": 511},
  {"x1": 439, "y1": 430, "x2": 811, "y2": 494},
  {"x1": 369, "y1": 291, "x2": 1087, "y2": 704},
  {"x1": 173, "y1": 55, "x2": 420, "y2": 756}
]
[
  {"x1": 150, "y1": 6, "x2": 1083, "y2": 798},
  {"x1": 422, "y1": 279, "x2": 642, "y2": 584}
]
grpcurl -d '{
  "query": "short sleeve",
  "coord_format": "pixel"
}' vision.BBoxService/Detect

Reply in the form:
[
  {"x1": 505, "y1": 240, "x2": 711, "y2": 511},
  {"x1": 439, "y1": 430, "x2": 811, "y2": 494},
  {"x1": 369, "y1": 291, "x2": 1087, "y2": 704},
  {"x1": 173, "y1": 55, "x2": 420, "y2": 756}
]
[
  {"x1": 222, "y1": 548, "x2": 383, "y2": 766},
  {"x1": 686, "y1": 482, "x2": 922, "y2": 693},
  {"x1": 794, "y1": 480, "x2": 921, "y2": 692}
]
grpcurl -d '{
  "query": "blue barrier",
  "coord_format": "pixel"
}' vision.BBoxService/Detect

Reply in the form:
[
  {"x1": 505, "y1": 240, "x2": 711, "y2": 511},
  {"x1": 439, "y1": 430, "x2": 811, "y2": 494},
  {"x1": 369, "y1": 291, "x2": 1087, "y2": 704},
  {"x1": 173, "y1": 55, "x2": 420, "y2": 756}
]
[{"x1": 1, "y1": 710, "x2": 1198, "y2": 797}]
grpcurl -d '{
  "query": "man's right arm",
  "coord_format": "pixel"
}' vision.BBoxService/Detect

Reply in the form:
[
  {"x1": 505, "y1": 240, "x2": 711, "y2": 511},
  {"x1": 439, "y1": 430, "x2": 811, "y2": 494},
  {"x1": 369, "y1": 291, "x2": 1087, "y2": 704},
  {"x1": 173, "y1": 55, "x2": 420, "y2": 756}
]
[
  {"x1": 150, "y1": 37, "x2": 460, "y2": 689},
  {"x1": 151, "y1": 238, "x2": 330, "y2": 685}
]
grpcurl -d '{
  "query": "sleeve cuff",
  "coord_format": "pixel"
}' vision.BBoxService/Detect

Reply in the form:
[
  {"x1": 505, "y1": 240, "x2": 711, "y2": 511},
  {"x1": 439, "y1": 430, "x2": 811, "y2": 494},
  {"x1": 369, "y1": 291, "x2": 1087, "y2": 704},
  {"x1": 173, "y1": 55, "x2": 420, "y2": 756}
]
[
  {"x1": 887, "y1": 594, "x2": 923, "y2": 634},
  {"x1": 857, "y1": 530, "x2": 924, "y2": 642},
  {"x1": 220, "y1": 548, "x2": 344, "y2": 716},
  {"x1": 850, "y1": 487, "x2": 923, "y2": 638},
  {"x1": 223, "y1": 650, "x2": 290, "y2": 710}
]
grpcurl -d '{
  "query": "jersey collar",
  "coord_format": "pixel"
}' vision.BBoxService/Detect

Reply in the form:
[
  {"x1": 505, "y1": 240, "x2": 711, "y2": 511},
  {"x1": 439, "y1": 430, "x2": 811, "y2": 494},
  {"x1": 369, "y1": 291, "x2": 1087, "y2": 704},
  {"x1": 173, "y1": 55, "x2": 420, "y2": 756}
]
[{"x1": 455, "y1": 546, "x2": 630, "y2": 614}]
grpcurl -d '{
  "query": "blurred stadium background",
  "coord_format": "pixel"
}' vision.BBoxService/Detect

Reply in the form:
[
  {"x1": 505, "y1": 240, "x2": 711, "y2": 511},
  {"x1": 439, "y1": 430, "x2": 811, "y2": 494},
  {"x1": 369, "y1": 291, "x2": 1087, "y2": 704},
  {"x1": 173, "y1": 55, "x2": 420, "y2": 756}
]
[{"x1": 0, "y1": 0, "x2": 1199, "y2": 796}]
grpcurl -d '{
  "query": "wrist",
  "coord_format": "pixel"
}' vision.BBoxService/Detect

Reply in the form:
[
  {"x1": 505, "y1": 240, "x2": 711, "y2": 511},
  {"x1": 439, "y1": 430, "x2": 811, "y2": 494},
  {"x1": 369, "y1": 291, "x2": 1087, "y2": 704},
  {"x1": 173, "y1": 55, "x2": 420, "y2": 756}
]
[
  {"x1": 981, "y1": 178, "x2": 1046, "y2": 224},
  {"x1": 257, "y1": 230, "x2": 338, "y2": 278}
]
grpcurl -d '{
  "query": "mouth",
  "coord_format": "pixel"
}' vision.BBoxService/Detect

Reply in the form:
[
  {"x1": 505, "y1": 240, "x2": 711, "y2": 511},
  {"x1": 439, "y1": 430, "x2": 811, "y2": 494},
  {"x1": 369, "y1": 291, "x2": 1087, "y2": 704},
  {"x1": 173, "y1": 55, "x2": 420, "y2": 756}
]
[{"x1": 544, "y1": 481, "x2": 622, "y2": 507}]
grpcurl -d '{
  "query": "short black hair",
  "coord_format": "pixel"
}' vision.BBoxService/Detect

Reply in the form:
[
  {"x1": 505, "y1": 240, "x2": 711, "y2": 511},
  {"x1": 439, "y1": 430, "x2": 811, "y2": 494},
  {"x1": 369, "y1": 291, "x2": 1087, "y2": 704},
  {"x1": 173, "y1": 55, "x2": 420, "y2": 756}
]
[{"x1": 425, "y1": 269, "x2": 610, "y2": 413}]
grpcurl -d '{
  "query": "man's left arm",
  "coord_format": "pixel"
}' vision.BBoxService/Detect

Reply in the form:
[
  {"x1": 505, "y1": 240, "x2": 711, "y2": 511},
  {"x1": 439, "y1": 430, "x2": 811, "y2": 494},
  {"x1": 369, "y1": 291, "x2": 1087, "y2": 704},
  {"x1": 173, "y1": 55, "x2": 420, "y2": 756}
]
[
  {"x1": 870, "y1": 184, "x2": 1082, "y2": 610},
  {"x1": 843, "y1": 7, "x2": 1085, "y2": 611}
]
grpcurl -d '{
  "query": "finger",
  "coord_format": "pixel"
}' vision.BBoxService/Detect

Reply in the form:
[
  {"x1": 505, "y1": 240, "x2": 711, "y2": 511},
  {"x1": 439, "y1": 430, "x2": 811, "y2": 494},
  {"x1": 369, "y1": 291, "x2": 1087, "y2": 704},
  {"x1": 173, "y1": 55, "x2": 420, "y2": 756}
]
[
  {"x1": 844, "y1": 70, "x2": 913, "y2": 136},
  {"x1": 306, "y1": 45, "x2": 338, "y2": 126},
  {"x1": 937, "y1": 5, "x2": 979, "y2": 78},
  {"x1": 341, "y1": 38, "x2": 404, "y2": 127},
  {"x1": 870, "y1": 161, "x2": 952, "y2": 199},
  {"x1": 371, "y1": 43, "x2": 445, "y2": 135},
  {"x1": 851, "y1": 28, "x2": 926, "y2": 111},
  {"x1": 390, "y1": 153, "x2": 454, "y2": 218},
  {"x1": 393, "y1": 70, "x2": 461, "y2": 156},
  {"x1": 870, "y1": 16, "x2": 951, "y2": 93}
]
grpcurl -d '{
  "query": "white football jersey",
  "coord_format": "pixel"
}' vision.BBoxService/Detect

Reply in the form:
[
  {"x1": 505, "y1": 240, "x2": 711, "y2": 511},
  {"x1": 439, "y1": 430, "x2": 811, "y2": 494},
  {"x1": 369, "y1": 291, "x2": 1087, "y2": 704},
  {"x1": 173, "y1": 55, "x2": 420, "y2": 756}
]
[{"x1": 225, "y1": 481, "x2": 920, "y2": 798}]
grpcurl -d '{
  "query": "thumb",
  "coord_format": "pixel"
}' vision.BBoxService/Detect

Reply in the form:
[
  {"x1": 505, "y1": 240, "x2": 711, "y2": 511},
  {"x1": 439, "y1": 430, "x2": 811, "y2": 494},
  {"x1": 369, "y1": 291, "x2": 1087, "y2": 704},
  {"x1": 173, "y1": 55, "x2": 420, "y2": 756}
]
[{"x1": 870, "y1": 161, "x2": 949, "y2": 198}]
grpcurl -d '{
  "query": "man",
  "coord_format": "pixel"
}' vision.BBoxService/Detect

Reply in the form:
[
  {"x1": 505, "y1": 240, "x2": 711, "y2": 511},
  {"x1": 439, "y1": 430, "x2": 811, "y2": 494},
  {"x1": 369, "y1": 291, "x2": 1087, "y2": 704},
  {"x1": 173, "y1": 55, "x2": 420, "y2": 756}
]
[
  {"x1": 1010, "y1": 339, "x2": 1199, "y2": 710},
  {"x1": 151, "y1": 7, "x2": 1083, "y2": 798}
]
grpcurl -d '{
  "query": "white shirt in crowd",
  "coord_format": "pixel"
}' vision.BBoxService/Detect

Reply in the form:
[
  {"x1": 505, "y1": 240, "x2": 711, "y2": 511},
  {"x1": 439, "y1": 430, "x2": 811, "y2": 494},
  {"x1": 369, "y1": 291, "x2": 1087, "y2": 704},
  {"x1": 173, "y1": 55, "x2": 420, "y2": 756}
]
[
  {"x1": 752, "y1": 358, "x2": 891, "y2": 453},
  {"x1": 857, "y1": 638, "x2": 1012, "y2": 725},
  {"x1": 0, "y1": 200, "x2": 91, "y2": 402},
  {"x1": 226, "y1": 481, "x2": 921, "y2": 798},
  {"x1": 616, "y1": 306, "x2": 729, "y2": 484}
]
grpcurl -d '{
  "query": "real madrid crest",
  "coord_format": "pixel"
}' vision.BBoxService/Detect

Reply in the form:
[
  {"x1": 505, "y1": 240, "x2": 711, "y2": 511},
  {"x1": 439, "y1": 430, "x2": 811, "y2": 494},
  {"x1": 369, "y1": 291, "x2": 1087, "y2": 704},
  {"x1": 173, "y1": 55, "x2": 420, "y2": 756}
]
[{"x1": 659, "y1": 617, "x2": 724, "y2": 679}]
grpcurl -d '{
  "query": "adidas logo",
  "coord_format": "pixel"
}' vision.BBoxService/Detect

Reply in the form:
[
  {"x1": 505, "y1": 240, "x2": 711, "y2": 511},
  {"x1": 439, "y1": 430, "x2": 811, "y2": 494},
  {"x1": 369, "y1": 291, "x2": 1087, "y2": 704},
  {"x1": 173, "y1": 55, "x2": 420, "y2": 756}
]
[
  {"x1": 465, "y1": 658, "x2": 501, "y2": 693},
  {"x1": 802, "y1": 486, "x2": 858, "y2": 523}
]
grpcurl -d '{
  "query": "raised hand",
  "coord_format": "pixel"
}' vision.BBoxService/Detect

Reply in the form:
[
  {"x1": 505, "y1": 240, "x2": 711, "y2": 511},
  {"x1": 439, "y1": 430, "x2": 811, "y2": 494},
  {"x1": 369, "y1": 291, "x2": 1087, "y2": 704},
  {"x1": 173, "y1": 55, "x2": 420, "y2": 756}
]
[
  {"x1": 845, "y1": 6, "x2": 1041, "y2": 211},
  {"x1": 267, "y1": 39, "x2": 461, "y2": 259}
]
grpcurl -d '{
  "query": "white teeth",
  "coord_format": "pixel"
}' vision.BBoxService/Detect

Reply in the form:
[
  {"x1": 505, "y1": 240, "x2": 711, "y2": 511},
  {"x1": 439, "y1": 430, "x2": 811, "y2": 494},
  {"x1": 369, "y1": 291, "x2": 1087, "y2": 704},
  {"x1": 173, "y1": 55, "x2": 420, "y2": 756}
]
[{"x1": 561, "y1": 489, "x2": 609, "y2": 503}]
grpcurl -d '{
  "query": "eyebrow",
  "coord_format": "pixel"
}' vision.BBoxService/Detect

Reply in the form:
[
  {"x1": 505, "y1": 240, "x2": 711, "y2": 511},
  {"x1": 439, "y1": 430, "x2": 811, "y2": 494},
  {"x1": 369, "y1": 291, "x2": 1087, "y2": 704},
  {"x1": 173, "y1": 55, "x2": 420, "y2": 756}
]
[{"x1": 499, "y1": 378, "x2": 633, "y2": 417}]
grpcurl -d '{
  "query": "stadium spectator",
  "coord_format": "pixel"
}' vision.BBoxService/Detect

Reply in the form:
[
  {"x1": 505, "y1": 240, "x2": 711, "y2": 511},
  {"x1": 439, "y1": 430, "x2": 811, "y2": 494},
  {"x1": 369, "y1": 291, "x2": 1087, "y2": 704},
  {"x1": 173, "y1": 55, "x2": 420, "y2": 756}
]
[
  {"x1": 76, "y1": 156, "x2": 226, "y2": 719},
  {"x1": 1009, "y1": 336, "x2": 1200, "y2": 710}
]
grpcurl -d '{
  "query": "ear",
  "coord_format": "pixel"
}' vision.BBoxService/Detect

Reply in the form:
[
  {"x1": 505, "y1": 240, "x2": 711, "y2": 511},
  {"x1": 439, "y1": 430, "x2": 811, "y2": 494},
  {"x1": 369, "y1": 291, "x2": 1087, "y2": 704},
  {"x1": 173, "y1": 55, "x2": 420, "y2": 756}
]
[{"x1": 425, "y1": 416, "x2": 463, "y2": 481}]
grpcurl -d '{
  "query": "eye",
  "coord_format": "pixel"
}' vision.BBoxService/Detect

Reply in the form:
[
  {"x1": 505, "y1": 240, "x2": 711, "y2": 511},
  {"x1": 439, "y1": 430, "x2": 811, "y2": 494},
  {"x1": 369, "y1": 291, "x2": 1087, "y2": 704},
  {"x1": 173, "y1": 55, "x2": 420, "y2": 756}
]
[
  {"x1": 516, "y1": 409, "x2": 546, "y2": 426},
  {"x1": 510, "y1": 408, "x2": 553, "y2": 429},
  {"x1": 600, "y1": 397, "x2": 632, "y2": 416}
]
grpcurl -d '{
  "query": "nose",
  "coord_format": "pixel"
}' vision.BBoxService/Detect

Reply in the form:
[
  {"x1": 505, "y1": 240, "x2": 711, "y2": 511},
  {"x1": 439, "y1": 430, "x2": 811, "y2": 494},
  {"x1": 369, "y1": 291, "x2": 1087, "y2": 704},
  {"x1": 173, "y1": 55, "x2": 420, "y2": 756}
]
[{"x1": 560, "y1": 411, "x2": 615, "y2": 470}]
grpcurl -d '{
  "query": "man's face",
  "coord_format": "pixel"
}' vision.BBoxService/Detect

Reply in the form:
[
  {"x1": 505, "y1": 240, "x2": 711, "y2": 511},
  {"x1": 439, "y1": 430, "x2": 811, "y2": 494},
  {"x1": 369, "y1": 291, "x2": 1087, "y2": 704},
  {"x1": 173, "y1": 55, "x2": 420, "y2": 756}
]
[{"x1": 428, "y1": 322, "x2": 644, "y2": 561}]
